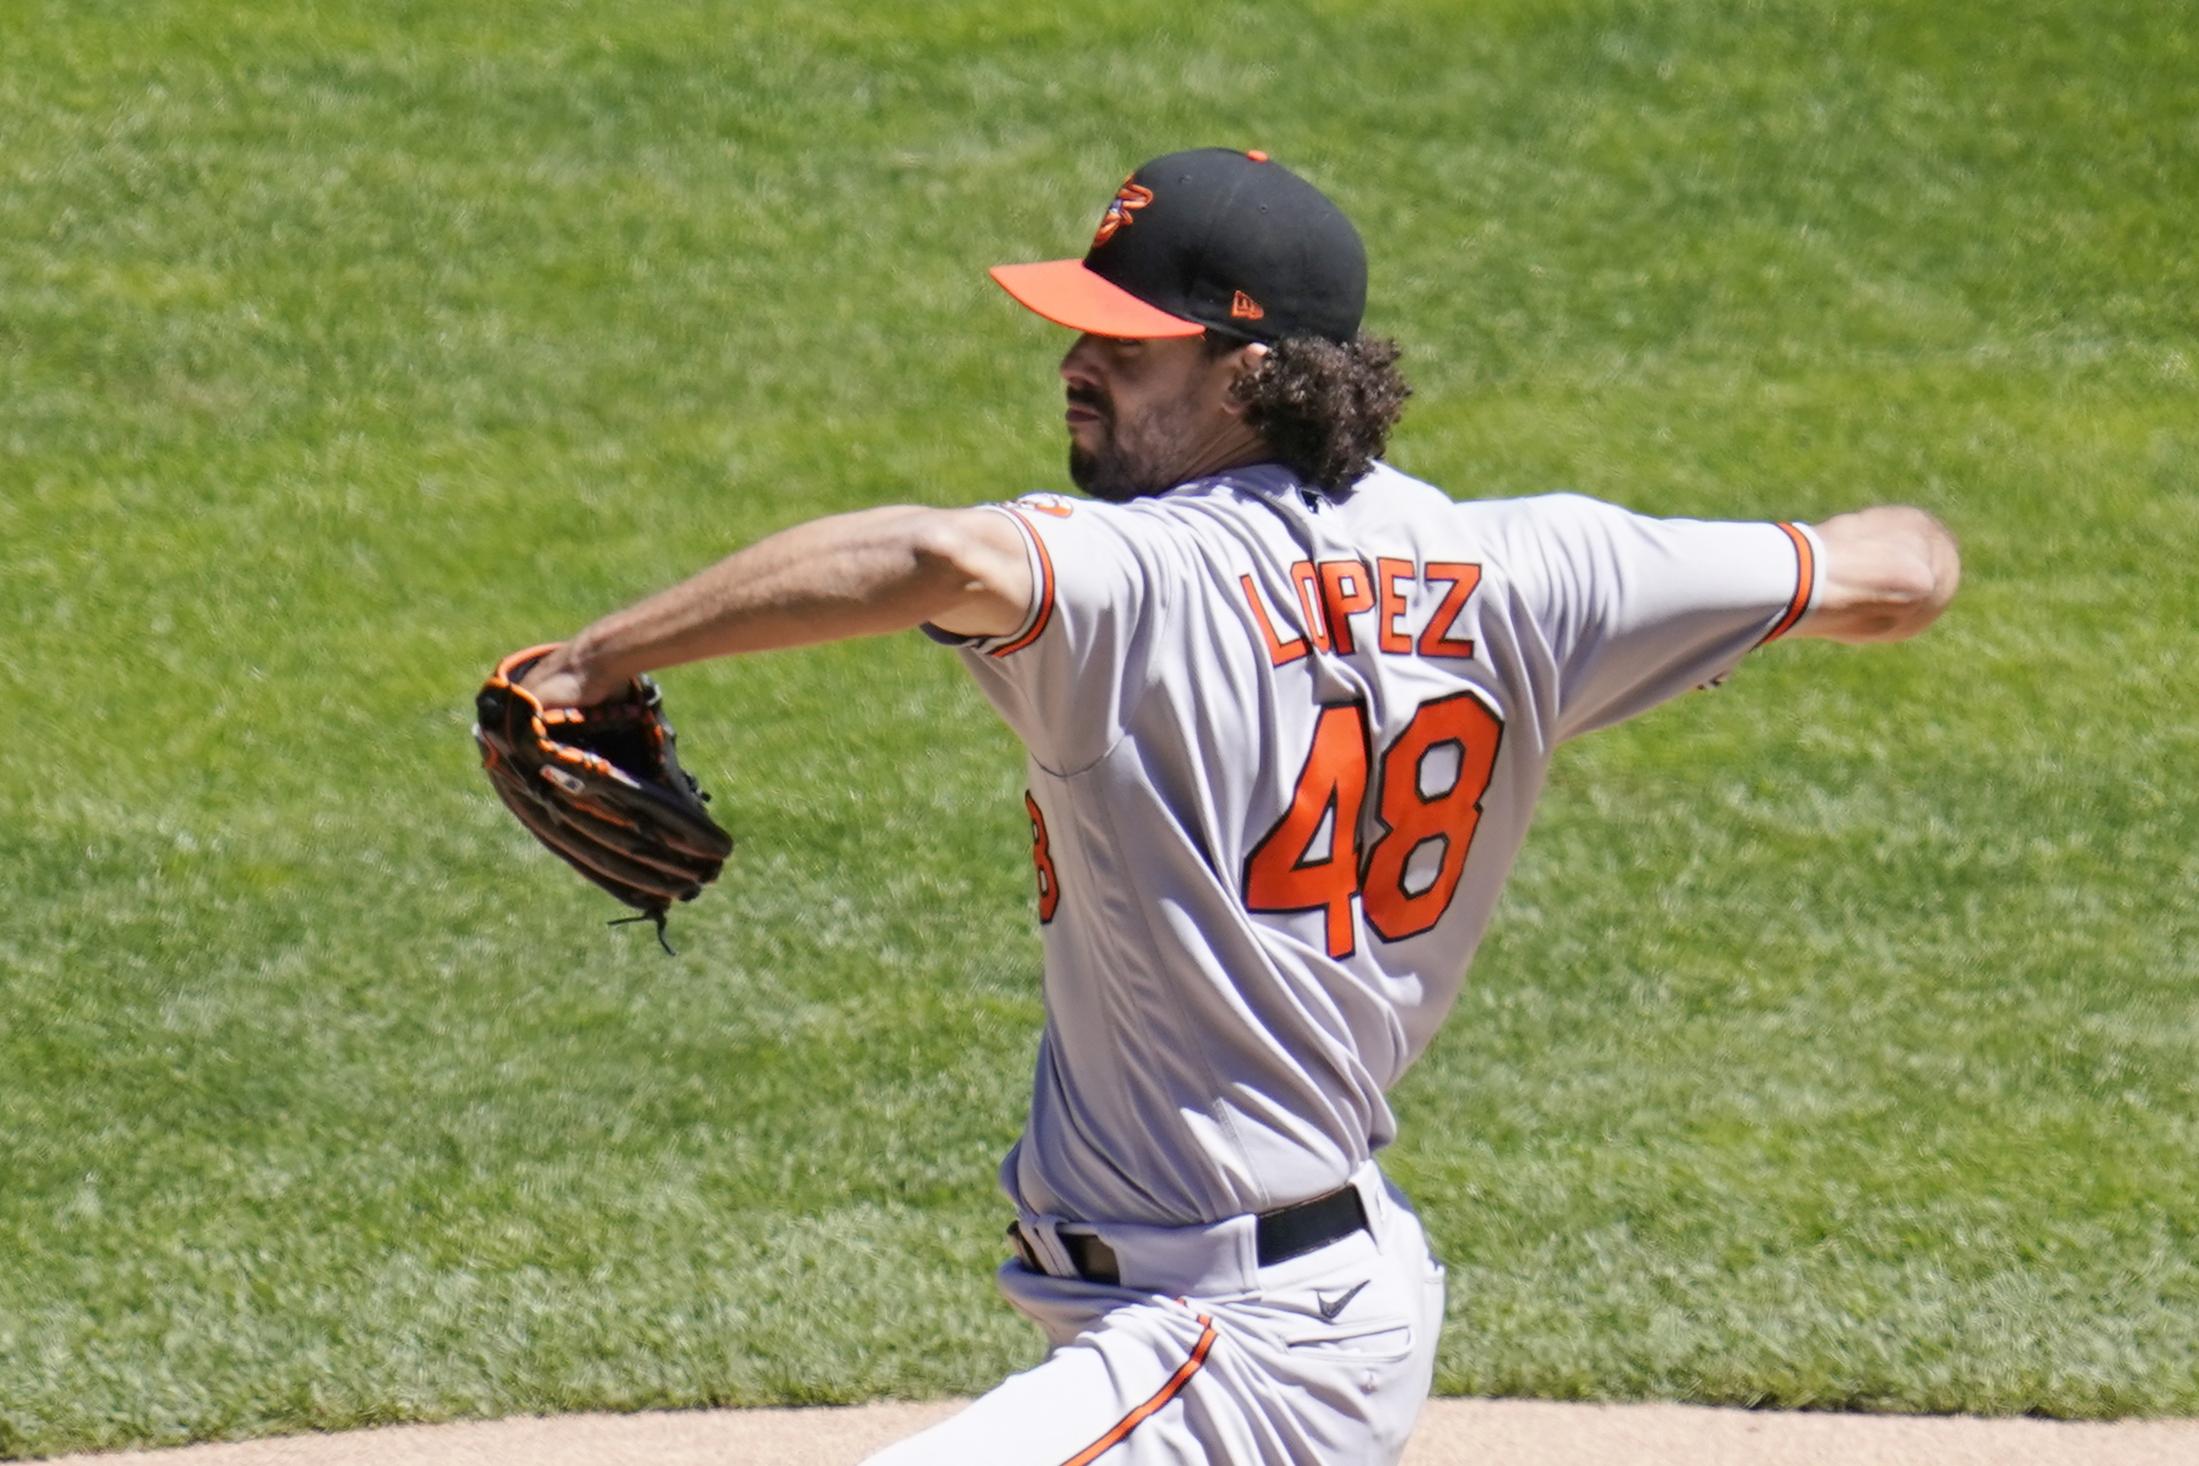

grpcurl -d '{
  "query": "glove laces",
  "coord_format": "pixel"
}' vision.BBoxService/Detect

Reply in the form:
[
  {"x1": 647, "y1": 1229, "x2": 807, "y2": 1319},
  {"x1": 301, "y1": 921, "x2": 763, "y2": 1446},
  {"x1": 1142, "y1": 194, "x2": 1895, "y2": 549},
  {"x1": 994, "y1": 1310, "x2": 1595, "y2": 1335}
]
[{"x1": 608, "y1": 910, "x2": 677, "y2": 956}]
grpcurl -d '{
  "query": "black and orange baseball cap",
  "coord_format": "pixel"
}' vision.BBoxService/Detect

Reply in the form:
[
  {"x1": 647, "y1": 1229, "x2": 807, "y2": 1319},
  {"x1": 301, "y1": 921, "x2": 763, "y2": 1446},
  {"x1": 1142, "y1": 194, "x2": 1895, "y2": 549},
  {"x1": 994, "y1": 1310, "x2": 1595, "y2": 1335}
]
[{"x1": 990, "y1": 148, "x2": 1366, "y2": 345}]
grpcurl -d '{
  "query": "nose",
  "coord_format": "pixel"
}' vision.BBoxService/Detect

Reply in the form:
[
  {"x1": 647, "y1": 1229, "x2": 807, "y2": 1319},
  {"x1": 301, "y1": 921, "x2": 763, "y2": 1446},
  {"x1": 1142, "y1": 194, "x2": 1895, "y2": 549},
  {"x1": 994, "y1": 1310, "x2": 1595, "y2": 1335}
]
[{"x1": 1059, "y1": 333, "x2": 1104, "y2": 390}]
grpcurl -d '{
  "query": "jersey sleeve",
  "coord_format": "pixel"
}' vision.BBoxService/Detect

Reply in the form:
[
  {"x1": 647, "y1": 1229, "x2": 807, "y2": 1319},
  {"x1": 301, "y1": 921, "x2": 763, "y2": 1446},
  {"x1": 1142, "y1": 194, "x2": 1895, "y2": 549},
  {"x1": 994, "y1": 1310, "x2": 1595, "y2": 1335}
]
[
  {"x1": 923, "y1": 495, "x2": 1175, "y2": 772},
  {"x1": 1507, "y1": 494, "x2": 1821, "y2": 742}
]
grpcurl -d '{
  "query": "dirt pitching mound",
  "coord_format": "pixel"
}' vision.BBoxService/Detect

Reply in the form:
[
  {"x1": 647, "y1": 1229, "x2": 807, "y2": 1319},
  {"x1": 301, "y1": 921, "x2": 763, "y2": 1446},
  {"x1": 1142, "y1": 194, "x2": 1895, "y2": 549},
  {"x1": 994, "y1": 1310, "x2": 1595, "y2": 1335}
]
[{"x1": 43, "y1": 1399, "x2": 2199, "y2": 1465}]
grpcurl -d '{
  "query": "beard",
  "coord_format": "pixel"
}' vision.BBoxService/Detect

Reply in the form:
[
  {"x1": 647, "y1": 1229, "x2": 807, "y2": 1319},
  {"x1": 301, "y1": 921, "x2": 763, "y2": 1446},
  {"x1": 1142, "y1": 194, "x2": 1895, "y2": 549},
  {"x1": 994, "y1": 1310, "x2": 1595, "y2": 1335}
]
[
  {"x1": 1066, "y1": 393, "x2": 1198, "y2": 504},
  {"x1": 1068, "y1": 439, "x2": 1147, "y2": 503}
]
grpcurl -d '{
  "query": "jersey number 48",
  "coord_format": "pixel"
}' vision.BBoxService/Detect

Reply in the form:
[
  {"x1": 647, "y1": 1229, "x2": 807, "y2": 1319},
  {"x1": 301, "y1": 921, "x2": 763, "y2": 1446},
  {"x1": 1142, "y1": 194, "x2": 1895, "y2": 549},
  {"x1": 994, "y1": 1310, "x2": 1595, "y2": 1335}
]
[{"x1": 1242, "y1": 693, "x2": 1504, "y2": 959}]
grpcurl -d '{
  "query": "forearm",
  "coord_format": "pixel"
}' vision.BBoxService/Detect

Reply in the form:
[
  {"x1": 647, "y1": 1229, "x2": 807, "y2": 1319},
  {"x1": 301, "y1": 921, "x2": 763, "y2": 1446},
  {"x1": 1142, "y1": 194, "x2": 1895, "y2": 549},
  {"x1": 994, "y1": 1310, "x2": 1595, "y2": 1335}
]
[{"x1": 537, "y1": 507, "x2": 969, "y2": 702}]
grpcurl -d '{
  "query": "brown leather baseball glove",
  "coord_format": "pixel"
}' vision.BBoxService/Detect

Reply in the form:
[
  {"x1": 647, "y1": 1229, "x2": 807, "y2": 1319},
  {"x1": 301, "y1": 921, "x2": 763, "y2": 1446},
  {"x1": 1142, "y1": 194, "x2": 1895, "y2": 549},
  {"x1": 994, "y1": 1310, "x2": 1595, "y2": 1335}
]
[{"x1": 472, "y1": 644, "x2": 732, "y2": 951}]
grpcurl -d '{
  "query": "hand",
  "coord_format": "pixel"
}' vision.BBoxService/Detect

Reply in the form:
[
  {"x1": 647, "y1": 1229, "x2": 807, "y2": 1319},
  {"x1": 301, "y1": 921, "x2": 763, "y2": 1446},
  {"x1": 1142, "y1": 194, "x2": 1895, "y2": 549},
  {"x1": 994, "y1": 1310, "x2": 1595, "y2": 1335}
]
[
  {"x1": 1793, "y1": 506, "x2": 1960, "y2": 644},
  {"x1": 517, "y1": 640, "x2": 625, "y2": 709}
]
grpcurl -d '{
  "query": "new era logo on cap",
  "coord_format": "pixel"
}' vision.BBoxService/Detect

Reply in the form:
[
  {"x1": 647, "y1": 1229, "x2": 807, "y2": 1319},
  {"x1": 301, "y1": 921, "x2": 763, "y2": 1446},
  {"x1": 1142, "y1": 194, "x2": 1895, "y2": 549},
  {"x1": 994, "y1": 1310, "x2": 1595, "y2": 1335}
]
[{"x1": 989, "y1": 147, "x2": 1367, "y2": 344}]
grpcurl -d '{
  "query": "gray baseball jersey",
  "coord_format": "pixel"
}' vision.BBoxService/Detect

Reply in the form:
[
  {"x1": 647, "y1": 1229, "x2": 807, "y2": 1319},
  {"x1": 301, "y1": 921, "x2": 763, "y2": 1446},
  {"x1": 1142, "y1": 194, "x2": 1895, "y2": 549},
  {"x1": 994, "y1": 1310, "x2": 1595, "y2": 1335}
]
[{"x1": 933, "y1": 461, "x2": 1820, "y2": 1228}]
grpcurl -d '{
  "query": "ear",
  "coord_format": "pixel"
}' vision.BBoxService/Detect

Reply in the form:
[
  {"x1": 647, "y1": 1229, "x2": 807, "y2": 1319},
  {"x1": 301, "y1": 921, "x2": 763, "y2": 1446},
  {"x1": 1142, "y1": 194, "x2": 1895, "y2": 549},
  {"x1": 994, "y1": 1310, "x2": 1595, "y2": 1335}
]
[{"x1": 1216, "y1": 342, "x2": 1268, "y2": 417}]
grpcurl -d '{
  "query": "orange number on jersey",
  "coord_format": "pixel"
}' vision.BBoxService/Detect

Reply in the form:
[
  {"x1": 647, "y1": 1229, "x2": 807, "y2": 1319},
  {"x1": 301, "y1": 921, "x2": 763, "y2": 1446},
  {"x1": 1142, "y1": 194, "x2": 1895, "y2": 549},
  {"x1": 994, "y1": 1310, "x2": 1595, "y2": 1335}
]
[
  {"x1": 1362, "y1": 692, "x2": 1503, "y2": 942},
  {"x1": 1245, "y1": 695, "x2": 1503, "y2": 956},
  {"x1": 1242, "y1": 704, "x2": 1370, "y2": 958},
  {"x1": 1026, "y1": 791, "x2": 1060, "y2": 923}
]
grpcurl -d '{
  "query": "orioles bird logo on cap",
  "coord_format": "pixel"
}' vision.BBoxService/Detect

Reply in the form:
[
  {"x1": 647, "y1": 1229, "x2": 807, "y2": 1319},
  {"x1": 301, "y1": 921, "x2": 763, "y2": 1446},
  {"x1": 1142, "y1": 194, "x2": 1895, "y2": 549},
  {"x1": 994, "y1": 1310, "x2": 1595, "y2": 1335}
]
[{"x1": 1091, "y1": 179, "x2": 1154, "y2": 248}]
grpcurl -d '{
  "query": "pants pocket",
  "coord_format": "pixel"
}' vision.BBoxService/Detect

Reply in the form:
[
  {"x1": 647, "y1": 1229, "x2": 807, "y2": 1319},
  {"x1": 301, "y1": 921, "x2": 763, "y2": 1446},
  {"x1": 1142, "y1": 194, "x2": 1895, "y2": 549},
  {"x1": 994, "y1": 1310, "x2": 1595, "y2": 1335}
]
[{"x1": 1280, "y1": 1317, "x2": 1417, "y2": 1366}]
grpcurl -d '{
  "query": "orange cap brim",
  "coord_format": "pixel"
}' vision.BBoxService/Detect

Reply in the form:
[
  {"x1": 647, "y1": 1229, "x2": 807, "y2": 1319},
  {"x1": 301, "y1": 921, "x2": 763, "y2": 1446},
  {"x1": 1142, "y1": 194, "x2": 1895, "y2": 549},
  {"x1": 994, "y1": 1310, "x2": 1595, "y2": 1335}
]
[{"x1": 988, "y1": 259, "x2": 1205, "y2": 338}]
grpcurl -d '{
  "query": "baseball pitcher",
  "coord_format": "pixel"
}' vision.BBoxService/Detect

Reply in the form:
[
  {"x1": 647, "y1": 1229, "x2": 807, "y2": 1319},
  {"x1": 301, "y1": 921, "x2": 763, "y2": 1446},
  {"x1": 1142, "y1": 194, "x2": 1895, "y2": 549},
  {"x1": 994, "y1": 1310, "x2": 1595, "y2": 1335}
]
[{"x1": 505, "y1": 148, "x2": 1960, "y2": 1464}]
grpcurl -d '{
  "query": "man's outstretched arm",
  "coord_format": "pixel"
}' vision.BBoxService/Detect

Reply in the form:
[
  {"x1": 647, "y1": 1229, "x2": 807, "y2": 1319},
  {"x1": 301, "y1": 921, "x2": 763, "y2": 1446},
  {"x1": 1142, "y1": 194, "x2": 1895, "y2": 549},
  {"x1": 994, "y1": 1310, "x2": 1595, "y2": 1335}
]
[
  {"x1": 521, "y1": 506, "x2": 1035, "y2": 706},
  {"x1": 1794, "y1": 506, "x2": 1962, "y2": 643}
]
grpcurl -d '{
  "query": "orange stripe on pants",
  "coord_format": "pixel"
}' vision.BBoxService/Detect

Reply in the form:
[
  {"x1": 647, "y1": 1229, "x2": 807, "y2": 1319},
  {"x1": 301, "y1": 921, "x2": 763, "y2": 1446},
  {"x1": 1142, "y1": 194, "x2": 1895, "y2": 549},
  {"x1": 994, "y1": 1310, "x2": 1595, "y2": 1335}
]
[{"x1": 1058, "y1": 1314, "x2": 1219, "y2": 1466}]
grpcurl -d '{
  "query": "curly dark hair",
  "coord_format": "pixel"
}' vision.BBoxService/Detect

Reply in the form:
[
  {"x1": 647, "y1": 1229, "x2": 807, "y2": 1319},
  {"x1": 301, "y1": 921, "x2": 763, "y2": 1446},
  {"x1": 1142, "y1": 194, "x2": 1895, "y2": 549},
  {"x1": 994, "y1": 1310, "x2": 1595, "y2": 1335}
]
[{"x1": 1207, "y1": 331, "x2": 1411, "y2": 495}]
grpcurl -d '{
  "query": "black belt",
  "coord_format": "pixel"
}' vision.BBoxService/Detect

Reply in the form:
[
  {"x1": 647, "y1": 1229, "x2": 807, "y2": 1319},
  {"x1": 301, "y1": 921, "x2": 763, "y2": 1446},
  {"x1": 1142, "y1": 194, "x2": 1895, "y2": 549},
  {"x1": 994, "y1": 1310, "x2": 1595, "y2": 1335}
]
[
  {"x1": 1017, "y1": 1185, "x2": 1369, "y2": 1286},
  {"x1": 1256, "y1": 1184, "x2": 1371, "y2": 1266}
]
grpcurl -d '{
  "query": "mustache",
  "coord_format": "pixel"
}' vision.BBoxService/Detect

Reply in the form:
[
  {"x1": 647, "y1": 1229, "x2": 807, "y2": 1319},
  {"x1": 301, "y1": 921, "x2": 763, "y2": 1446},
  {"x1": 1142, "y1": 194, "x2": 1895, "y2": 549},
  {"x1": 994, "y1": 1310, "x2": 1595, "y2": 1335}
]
[{"x1": 1065, "y1": 386, "x2": 1111, "y2": 417}]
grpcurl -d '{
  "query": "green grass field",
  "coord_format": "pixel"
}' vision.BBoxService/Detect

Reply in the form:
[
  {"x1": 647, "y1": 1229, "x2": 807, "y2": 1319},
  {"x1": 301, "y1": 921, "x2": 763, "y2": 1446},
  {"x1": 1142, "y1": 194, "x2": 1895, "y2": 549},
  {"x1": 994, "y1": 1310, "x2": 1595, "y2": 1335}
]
[{"x1": 3, "y1": 0, "x2": 2194, "y2": 1454}]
